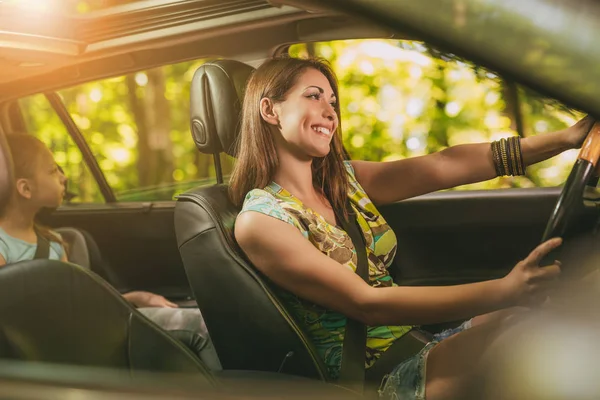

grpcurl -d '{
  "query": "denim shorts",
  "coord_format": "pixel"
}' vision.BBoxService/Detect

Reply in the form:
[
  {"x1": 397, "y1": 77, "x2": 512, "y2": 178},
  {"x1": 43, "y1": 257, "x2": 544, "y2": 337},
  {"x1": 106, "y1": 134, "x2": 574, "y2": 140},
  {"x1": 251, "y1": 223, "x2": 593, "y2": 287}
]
[{"x1": 378, "y1": 319, "x2": 472, "y2": 400}]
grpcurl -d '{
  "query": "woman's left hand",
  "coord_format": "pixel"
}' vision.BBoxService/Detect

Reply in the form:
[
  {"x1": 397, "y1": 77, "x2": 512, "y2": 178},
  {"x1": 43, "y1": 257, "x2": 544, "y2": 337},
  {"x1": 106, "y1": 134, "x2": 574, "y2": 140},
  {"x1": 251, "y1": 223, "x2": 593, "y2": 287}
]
[{"x1": 566, "y1": 115, "x2": 596, "y2": 149}]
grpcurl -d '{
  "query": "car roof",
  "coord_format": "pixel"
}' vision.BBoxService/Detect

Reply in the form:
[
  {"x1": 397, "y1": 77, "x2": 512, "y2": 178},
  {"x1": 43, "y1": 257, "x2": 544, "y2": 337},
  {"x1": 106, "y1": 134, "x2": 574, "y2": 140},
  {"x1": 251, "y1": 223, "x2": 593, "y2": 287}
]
[
  {"x1": 316, "y1": 0, "x2": 600, "y2": 116},
  {"x1": 3, "y1": 0, "x2": 600, "y2": 116},
  {"x1": 0, "y1": 0, "x2": 394, "y2": 101}
]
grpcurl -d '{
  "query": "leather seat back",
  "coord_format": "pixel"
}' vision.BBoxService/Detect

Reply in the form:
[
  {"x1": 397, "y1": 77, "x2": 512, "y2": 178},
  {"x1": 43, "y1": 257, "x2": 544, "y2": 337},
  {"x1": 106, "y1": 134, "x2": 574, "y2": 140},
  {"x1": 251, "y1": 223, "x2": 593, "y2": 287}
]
[
  {"x1": 175, "y1": 60, "x2": 328, "y2": 380},
  {"x1": 0, "y1": 259, "x2": 215, "y2": 381},
  {"x1": 55, "y1": 227, "x2": 91, "y2": 268}
]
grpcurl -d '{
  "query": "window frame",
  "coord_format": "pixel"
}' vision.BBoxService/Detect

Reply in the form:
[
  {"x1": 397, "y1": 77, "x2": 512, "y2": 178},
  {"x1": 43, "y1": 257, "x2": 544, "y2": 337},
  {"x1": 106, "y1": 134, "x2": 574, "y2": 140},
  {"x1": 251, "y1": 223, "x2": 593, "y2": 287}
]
[
  {"x1": 45, "y1": 92, "x2": 116, "y2": 203},
  {"x1": 10, "y1": 56, "x2": 231, "y2": 203}
]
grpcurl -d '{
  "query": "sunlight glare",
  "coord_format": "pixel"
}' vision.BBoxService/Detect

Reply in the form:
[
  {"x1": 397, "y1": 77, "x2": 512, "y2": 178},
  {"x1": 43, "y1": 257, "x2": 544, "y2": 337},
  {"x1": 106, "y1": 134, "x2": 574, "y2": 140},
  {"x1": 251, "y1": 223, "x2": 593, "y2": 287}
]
[
  {"x1": 535, "y1": 120, "x2": 549, "y2": 133},
  {"x1": 11, "y1": 0, "x2": 53, "y2": 12},
  {"x1": 445, "y1": 101, "x2": 462, "y2": 117},
  {"x1": 406, "y1": 98, "x2": 424, "y2": 117},
  {"x1": 485, "y1": 91, "x2": 500, "y2": 106},
  {"x1": 135, "y1": 73, "x2": 148, "y2": 87},
  {"x1": 173, "y1": 169, "x2": 185, "y2": 182},
  {"x1": 406, "y1": 137, "x2": 421, "y2": 151},
  {"x1": 358, "y1": 41, "x2": 432, "y2": 66},
  {"x1": 89, "y1": 89, "x2": 103, "y2": 103},
  {"x1": 512, "y1": 322, "x2": 600, "y2": 399},
  {"x1": 539, "y1": 166, "x2": 560, "y2": 180},
  {"x1": 359, "y1": 61, "x2": 375, "y2": 75},
  {"x1": 408, "y1": 65, "x2": 423, "y2": 80},
  {"x1": 558, "y1": 148, "x2": 578, "y2": 163},
  {"x1": 109, "y1": 148, "x2": 131, "y2": 165},
  {"x1": 351, "y1": 135, "x2": 365, "y2": 148}
]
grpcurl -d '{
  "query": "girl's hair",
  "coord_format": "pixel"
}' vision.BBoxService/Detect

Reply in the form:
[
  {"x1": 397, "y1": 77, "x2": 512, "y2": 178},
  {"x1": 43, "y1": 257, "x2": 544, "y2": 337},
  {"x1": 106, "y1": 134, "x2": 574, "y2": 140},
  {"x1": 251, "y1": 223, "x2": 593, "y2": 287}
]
[
  {"x1": 229, "y1": 56, "x2": 350, "y2": 216},
  {"x1": 3, "y1": 134, "x2": 67, "y2": 250}
]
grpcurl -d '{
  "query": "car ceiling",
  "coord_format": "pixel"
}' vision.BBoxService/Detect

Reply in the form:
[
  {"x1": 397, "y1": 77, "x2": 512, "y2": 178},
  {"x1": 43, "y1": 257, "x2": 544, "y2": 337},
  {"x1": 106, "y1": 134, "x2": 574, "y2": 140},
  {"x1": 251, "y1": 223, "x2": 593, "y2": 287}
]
[
  {"x1": 0, "y1": 0, "x2": 396, "y2": 101},
  {"x1": 5, "y1": 0, "x2": 599, "y2": 119}
]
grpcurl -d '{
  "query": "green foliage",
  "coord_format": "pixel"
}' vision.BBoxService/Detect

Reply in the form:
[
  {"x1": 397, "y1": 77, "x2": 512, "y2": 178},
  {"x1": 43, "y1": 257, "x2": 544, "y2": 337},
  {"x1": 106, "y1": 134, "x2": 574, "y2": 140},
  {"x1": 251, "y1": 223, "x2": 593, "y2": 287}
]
[
  {"x1": 292, "y1": 40, "x2": 583, "y2": 191},
  {"x1": 20, "y1": 39, "x2": 582, "y2": 203},
  {"x1": 20, "y1": 59, "x2": 235, "y2": 203}
]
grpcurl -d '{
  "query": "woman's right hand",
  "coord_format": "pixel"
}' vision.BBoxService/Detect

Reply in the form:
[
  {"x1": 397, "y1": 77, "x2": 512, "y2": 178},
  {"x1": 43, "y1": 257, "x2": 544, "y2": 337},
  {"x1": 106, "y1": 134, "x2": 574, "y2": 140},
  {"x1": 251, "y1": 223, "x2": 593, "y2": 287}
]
[{"x1": 502, "y1": 237, "x2": 562, "y2": 307}]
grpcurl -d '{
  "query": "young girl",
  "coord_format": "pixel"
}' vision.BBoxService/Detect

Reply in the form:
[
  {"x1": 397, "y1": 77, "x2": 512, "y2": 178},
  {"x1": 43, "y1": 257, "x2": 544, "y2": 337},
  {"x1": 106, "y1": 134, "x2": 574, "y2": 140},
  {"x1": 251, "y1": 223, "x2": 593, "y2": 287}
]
[
  {"x1": 232, "y1": 57, "x2": 593, "y2": 399},
  {"x1": 0, "y1": 134, "x2": 68, "y2": 265}
]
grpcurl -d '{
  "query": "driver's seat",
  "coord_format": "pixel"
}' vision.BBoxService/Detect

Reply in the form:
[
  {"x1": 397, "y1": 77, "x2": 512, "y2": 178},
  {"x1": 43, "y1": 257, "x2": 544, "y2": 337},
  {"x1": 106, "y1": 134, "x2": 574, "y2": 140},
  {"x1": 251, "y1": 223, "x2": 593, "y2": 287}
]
[{"x1": 174, "y1": 60, "x2": 328, "y2": 380}]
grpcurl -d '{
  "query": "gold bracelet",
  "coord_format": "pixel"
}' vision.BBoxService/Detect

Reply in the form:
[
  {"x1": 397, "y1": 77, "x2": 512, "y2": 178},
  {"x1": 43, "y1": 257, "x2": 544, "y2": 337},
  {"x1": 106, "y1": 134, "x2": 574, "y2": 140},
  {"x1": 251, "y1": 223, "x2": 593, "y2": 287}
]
[
  {"x1": 509, "y1": 137, "x2": 519, "y2": 176},
  {"x1": 499, "y1": 138, "x2": 509, "y2": 176},
  {"x1": 514, "y1": 137, "x2": 525, "y2": 175},
  {"x1": 491, "y1": 141, "x2": 502, "y2": 176}
]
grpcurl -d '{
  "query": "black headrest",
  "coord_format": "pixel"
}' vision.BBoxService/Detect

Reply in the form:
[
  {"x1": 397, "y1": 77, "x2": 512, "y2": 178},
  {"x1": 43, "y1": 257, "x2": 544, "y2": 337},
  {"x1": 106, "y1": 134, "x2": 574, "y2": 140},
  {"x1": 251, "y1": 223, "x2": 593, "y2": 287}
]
[
  {"x1": 0, "y1": 132, "x2": 14, "y2": 209},
  {"x1": 189, "y1": 60, "x2": 255, "y2": 157}
]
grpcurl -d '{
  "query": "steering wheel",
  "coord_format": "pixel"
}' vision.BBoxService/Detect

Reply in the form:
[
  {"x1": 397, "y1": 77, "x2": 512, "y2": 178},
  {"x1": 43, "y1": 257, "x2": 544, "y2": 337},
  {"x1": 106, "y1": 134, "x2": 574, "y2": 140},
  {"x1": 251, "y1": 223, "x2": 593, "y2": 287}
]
[{"x1": 542, "y1": 121, "x2": 600, "y2": 242}]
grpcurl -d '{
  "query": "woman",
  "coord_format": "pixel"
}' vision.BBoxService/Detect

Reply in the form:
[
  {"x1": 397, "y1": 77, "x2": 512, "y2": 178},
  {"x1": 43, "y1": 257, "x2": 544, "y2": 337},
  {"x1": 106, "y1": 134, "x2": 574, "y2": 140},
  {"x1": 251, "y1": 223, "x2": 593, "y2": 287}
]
[{"x1": 231, "y1": 56, "x2": 592, "y2": 399}]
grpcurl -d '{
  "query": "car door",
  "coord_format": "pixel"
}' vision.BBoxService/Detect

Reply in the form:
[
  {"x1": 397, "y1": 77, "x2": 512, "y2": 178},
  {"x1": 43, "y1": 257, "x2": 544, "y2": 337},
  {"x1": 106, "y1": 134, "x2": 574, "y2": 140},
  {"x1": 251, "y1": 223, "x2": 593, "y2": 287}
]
[{"x1": 380, "y1": 187, "x2": 595, "y2": 287}]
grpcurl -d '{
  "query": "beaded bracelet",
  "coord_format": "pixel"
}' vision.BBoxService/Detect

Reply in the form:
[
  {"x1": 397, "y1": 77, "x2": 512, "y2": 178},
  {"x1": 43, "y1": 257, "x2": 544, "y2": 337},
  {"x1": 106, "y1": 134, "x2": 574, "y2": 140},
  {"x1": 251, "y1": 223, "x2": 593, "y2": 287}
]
[{"x1": 491, "y1": 137, "x2": 525, "y2": 176}]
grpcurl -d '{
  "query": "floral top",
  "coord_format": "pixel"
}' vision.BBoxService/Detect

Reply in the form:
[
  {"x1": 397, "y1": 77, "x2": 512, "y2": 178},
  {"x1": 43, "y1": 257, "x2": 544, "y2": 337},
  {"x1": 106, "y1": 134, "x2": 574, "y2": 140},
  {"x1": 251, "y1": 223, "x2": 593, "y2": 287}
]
[{"x1": 239, "y1": 161, "x2": 412, "y2": 379}]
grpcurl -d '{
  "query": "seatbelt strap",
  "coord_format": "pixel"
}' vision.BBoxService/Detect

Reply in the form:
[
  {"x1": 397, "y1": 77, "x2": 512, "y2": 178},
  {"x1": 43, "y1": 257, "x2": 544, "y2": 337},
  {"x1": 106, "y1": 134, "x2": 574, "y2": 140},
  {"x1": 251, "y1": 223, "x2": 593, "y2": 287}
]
[
  {"x1": 337, "y1": 199, "x2": 368, "y2": 392},
  {"x1": 34, "y1": 228, "x2": 50, "y2": 259}
]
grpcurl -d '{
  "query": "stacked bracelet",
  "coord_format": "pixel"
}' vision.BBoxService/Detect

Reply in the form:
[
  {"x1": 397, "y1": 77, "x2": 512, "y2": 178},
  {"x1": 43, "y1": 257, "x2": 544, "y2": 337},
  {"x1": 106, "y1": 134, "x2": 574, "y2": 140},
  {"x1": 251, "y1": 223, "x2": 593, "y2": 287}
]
[{"x1": 491, "y1": 137, "x2": 525, "y2": 176}]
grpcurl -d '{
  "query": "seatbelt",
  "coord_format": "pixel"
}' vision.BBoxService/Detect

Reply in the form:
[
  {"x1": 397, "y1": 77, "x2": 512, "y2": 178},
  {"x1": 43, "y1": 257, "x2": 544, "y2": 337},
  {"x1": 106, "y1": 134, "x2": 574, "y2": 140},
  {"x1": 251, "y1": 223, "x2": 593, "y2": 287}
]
[
  {"x1": 336, "y1": 201, "x2": 431, "y2": 393},
  {"x1": 34, "y1": 229, "x2": 50, "y2": 260},
  {"x1": 336, "y1": 200, "x2": 369, "y2": 392}
]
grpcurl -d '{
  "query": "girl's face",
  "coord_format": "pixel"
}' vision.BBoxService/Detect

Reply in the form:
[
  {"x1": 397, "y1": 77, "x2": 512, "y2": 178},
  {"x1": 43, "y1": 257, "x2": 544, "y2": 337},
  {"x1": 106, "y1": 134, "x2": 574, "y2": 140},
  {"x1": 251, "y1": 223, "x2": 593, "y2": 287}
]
[
  {"x1": 268, "y1": 68, "x2": 339, "y2": 159},
  {"x1": 21, "y1": 148, "x2": 66, "y2": 209}
]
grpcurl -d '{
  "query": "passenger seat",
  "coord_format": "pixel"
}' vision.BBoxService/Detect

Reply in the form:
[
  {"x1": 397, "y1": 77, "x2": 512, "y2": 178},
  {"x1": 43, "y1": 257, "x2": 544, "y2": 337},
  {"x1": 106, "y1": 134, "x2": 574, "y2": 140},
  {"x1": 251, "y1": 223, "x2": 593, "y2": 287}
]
[{"x1": 54, "y1": 226, "x2": 221, "y2": 370}]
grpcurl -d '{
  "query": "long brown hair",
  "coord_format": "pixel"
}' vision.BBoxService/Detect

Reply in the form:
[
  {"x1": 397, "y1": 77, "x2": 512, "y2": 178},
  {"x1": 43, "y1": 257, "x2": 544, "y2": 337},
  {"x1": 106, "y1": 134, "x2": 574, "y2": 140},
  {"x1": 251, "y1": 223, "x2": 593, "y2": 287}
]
[
  {"x1": 2, "y1": 134, "x2": 67, "y2": 249},
  {"x1": 229, "y1": 56, "x2": 350, "y2": 216}
]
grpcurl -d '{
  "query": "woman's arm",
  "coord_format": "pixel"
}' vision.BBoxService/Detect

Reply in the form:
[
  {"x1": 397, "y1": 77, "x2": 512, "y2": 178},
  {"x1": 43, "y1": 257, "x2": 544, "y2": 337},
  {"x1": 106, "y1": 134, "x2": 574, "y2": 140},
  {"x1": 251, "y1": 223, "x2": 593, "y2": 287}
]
[
  {"x1": 235, "y1": 212, "x2": 560, "y2": 326},
  {"x1": 352, "y1": 118, "x2": 593, "y2": 205},
  {"x1": 0, "y1": 254, "x2": 5, "y2": 267}
]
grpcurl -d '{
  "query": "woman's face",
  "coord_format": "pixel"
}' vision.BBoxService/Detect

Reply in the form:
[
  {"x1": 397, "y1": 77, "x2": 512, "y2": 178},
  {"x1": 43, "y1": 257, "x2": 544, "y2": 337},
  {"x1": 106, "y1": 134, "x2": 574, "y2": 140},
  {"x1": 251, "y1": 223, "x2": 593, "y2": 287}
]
[{"x1": 269, "y1": 68, "x2": 339, "y2": 159}]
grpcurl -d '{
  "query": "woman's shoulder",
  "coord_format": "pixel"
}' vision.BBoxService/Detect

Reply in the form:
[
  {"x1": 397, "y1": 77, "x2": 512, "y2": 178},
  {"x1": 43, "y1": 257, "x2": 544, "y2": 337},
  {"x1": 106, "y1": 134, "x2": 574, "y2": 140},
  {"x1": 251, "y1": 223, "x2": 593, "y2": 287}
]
[
  {"x1": 343, "y1": 160, "x2": 381, "y2": 215},
  {"x1": 343, "y1": 160, "x2": 356, "y2": 177},
  {"x1": 239, "y1": 188, "x2": 296, "y2": 226},
  {"x1": 241, "y1": 188, "x2": 282, "y2": 214},
  {"x1": 343, "y1": 160, "x2": 365, "y2": 195}
]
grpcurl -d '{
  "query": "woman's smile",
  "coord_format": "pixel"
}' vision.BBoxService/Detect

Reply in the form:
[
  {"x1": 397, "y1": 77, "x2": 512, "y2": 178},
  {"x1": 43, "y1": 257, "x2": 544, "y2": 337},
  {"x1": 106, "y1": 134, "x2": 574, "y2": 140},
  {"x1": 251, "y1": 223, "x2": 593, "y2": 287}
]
[{"x1": 311, "y1": 125, "x2": 333, "y2": 138}]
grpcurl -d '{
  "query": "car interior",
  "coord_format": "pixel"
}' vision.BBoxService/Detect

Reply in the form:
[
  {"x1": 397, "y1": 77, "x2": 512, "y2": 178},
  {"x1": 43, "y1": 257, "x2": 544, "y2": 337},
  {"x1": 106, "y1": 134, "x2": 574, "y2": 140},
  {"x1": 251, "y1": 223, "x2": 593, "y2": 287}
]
[{"x1": 2, "y1": 0, "x2": 600, "y2": 397}]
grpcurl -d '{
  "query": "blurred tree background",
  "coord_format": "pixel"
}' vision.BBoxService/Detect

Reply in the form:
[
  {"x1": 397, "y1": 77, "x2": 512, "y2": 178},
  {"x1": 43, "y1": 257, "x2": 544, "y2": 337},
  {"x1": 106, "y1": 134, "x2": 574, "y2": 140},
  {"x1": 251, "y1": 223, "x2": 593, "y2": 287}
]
[
  {"x1": 19, "y1": 37, "x2": 584, "y2": 203},
  {"x1": 292, "y1": 40, "x2": 583, "y2": 191}
]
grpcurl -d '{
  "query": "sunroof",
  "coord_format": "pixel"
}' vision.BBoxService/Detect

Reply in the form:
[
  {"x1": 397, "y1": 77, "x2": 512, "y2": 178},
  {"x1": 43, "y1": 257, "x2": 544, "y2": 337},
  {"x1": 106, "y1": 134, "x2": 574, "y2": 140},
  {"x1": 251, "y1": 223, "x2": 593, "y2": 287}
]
[
  {"x1": 73, "y1": 0, "x2": 151, "y2": 14},
  {"x1": 2, "y1": 0, "x2": 149, "y2": 15}
]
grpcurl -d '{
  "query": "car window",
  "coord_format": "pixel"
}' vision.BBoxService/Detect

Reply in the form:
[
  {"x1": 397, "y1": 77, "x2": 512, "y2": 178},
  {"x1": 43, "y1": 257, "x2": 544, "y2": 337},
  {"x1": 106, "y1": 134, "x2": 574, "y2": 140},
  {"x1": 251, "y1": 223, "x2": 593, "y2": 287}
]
[
  {"x1": 19, "y1": 94, "x2": 103, "y2": 203},
  {"x1": 290, "y1": 40, "x2": 584, "y2": 190},
  {"x1": 54, "y1": 59, "x2": 233, "y2": 202}
]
